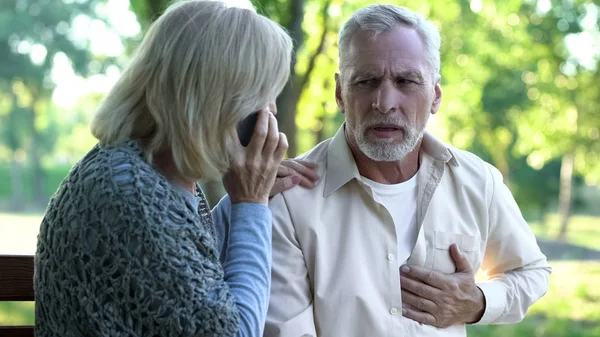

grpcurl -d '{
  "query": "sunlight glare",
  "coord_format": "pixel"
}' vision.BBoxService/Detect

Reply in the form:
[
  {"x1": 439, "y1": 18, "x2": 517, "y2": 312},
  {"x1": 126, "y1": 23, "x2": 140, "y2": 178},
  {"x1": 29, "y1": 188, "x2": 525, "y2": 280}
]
[
  {"x1": 30, "y1": 44, "x2": 47, "y2": 65},
  {"x1": 220, "y1": 0, "x2": 255, "y2": 11},
  {"x1": 470, "y1": 0, "x2": 482, "y2": 14}
]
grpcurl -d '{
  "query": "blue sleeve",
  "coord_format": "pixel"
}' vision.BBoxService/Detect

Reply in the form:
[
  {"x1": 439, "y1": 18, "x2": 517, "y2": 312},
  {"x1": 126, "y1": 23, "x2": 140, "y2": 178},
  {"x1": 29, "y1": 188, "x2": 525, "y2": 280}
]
[
  {"x1": 212, "y1": 196, "x2": 231, "y2": 264},
  {"x1": 212, "y1": 195, "x2": 273, "y2": 337}
]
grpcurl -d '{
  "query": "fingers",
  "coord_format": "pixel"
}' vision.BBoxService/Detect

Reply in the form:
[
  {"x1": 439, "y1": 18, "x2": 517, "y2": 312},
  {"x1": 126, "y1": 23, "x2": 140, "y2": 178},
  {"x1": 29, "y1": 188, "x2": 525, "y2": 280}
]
[
  {"x1": 400, "y1": 273, "x2": 442, "y2": 300},
  {"x1": 401, "y1": 289, "x2": 438, "y2": 313},
  {"x1": 402, "y1": 307, "x2": 438, "y2": 327},
  {"x1": 246, "y1": 109, "x2": 271, "y2": 156},
  {"x1": 270, "y1": 175, "x2": 301, "y2": 197},
  {"x1": 273, "y1": 159, "x2": 318, "y2": 193},
  {"x1": 273, "y1": 132, "x2": 288, "y2": 162},
  {"x1": 281, "y1": 160, "x2": 319, "y2": 180},
  {"x1": 277, "y1": 165, "x2": 296, "y2": 178},
  {"x1": 400, "y1": 265, "x2": 447, "y2": 290},
  {"x1": 293, "y1": 160, "x2": 317, "y2": 169},
  {"x1": 262, "y1": 113, "x2": 280, "y2": 156},
  {"x1": 450, "y1": 243, "x2": 473, "y2": 273},
  {"x1": 281, "y1": 159, "x2": 319, "y2": 187}
]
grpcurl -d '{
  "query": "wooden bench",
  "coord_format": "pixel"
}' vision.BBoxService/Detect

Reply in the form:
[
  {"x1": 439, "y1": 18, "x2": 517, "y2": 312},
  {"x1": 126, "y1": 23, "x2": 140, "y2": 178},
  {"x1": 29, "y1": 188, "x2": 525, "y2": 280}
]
[{"x1": 0, "y1": 255, "x2": 35, "y2": 337}]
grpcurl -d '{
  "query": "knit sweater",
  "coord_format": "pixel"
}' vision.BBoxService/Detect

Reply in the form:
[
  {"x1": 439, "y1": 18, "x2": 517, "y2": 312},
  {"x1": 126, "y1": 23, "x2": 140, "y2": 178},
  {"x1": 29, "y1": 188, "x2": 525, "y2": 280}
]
[{"x1": 34, "y1": 140, "x2": 272, "y2": 337}]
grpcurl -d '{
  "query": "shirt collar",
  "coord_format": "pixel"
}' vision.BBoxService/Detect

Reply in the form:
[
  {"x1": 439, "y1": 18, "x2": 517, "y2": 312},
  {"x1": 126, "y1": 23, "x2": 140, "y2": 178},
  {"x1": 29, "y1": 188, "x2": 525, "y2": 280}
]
[{"x1": 323, "y1": 124, "x2": 459, "y2": 197}]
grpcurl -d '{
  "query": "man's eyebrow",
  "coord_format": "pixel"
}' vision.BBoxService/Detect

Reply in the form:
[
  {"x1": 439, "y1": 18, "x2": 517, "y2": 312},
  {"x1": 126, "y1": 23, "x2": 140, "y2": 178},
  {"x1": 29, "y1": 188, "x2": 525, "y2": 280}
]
[
  {"x1": 349, "y1": 69, "x2": 426, "y2": 83},
  {"x1": 349, "y1": 71, "x2": 381, "y2": 81},
  {"x1": 395, "y1": 69, "x2": 425, "y2": 82}
]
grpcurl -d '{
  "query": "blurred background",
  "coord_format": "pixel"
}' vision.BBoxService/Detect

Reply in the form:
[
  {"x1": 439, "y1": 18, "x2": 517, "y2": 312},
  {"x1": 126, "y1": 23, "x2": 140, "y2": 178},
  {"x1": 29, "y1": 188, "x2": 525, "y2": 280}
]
[{"x1": 0, "y1": 0, "x2": 599, "y2": 335}]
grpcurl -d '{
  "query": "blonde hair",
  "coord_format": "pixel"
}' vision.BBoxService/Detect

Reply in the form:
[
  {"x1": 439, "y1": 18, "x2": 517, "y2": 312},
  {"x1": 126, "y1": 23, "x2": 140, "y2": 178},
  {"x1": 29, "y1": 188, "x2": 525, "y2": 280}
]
[
  {"x1": 91, "y1": 0, "x2": 292, "y2": 181},
  {"x1": 339, "y1": 5, "x2": 441, "y2": 80}
]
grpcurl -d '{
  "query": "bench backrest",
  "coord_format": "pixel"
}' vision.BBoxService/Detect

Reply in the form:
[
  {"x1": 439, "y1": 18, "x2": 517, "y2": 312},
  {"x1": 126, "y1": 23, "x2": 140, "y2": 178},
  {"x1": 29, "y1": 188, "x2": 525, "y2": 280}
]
[{"x1": 0, "y1": 255, "x2": 35, "y2": 337}]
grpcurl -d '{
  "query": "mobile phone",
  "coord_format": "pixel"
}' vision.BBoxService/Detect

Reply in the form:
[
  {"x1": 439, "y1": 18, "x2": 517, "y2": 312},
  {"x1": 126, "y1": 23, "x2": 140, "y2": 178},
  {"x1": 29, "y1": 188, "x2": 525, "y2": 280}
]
[{"x1": 237, "y1": 111, "x2": 259, "y2": 147}]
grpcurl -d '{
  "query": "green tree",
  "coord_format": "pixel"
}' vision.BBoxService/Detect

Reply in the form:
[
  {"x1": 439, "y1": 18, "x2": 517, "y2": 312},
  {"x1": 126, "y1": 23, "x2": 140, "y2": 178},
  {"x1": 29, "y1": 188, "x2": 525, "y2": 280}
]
[
  {"x1": 512, "y1": 0, "x2": 600, "y2": 239},
  {"x1": 127, "y1": 0, "x2": 600, "y2": 221},
  {"x1": 0, "y1": 0, "x2": 116, "y2": 208},
  {"x1": 291, "y1": 0, "x2": 598, "y2": 225},
  {"x1": 129, "y1": 0, "x2": 336, "y2": 204}
]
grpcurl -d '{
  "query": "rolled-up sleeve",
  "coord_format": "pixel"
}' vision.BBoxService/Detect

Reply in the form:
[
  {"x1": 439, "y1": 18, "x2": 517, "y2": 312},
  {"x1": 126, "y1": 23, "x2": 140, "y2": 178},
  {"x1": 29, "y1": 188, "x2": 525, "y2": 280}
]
[{"x1": 474, "y1": 164, "x2": 552, "y2": 325}]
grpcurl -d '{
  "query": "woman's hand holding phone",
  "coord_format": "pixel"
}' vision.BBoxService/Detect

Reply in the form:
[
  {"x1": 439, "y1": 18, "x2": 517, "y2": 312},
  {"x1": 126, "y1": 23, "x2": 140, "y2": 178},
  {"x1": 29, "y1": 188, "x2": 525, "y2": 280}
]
[
  {"x1": 224, "y1": 108, "x2": 287, "y2": 205},
  {"x1": 237, "y1": 111, "x2": 260, "y2": 147}
]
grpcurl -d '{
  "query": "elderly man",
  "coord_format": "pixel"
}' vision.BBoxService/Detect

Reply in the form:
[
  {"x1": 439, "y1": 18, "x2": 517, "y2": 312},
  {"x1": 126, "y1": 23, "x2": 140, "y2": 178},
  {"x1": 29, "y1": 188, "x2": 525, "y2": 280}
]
[{"x1": 264, "y1": 4, "x2": 551, "y2": 337}]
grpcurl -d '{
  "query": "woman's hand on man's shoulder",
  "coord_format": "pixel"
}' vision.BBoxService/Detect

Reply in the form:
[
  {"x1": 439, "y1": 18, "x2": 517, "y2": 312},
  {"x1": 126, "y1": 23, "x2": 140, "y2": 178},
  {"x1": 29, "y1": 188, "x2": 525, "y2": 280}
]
[{"x1": 269, "y1": 159, "x2": 319, "y2": 197}]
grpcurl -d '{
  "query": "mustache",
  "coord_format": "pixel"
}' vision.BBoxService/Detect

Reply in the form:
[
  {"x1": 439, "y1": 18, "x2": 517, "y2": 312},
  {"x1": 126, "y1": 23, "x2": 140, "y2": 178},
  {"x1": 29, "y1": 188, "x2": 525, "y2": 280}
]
[{"x1": 361, "y1": 116, "x2": 407, "y2": 128}]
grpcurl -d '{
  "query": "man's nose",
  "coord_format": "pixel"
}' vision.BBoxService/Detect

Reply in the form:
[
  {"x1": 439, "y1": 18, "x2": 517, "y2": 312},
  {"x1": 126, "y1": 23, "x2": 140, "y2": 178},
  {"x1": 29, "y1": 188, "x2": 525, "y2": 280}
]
[{"x1": 373, "y1": 82, "x2": 400, "y2": 113}]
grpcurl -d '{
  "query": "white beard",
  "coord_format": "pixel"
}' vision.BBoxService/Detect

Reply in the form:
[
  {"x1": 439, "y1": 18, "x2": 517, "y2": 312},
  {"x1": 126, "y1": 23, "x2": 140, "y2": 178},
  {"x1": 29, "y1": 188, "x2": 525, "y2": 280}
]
[{"x1": 353, "y1": 116, "x2": 424, "y2": 162}]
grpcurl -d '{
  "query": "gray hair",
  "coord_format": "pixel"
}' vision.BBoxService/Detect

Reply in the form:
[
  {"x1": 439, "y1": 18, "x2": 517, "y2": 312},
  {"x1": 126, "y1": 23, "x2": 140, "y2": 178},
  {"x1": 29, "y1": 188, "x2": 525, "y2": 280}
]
[
  {"x1": 91, "y1": 0, "x2": 292, "y2": 181},
  {"x1": 338, "y1": 4, "x2": 441, "y2": 79}
]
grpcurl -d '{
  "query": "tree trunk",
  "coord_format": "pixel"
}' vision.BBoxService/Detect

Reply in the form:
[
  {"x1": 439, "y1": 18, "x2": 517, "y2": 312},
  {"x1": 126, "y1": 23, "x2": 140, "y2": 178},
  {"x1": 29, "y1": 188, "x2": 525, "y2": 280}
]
[
  {"x1": 277, "y1": 83, "x2": 300, "y2": 157},
  {"x1": 557, "y1": 151, "x2": 575, "y2": 241},
  {"x1": 316, "y1": 77, "x2": 333, "y2": 144},
  {"x1": 276, "y1": 0, "x2": 305, "y2": 158}
]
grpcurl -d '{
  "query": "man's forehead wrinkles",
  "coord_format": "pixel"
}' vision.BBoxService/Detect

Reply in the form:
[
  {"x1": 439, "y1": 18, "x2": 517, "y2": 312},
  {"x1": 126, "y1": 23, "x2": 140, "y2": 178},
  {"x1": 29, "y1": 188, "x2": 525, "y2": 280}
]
[
  {"x1": 350, "y1": 46, "x2": 418, "y2": 57},
  {"x1": 345, "y1": 53, "x2": 424, "y2": 69},
  {"x1": 348, "y1": 65, "x2": 424, "y2": 76}
]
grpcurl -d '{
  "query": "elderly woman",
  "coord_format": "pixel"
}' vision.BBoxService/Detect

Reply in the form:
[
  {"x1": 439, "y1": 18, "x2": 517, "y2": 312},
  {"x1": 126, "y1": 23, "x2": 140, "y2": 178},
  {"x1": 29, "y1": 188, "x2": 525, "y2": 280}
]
[{"x1": 33, "y1": 1, "x2": 317, "y2": 336}]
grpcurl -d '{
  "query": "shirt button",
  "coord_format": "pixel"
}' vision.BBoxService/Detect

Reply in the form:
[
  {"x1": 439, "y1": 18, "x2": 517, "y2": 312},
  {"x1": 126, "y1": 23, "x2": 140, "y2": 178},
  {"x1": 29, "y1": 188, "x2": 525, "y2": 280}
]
[
  {"x1": 387, "y1": 253, "x2": 395, "y2": 261},
  {"x1": 390, "y1": 308, "x2": 398, "y2": 315}
]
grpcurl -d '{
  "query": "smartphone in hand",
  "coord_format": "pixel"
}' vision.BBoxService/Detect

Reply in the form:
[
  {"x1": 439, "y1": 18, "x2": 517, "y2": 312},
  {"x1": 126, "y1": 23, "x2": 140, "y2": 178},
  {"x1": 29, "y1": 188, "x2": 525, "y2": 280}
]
[{"x1": 237, "y1": 111, "x2": 259, "y2": 147}]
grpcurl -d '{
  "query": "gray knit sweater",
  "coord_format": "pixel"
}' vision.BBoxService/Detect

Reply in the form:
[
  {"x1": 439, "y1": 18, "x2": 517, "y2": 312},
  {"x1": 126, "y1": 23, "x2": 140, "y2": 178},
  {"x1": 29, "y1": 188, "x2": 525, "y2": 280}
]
[{"x1": 34, "y1": 141, "x2": 272, "y2": 337}]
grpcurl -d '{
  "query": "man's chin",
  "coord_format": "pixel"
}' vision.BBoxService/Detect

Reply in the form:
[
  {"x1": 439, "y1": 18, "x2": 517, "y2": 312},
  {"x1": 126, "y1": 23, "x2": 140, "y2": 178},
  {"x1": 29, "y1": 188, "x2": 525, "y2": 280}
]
[
  {"x1": 360, "y1": 148, "x2": 409, "y2": 162},
  {"x1": 366, "y1": 137, "x2": 404, "y2": 146}
]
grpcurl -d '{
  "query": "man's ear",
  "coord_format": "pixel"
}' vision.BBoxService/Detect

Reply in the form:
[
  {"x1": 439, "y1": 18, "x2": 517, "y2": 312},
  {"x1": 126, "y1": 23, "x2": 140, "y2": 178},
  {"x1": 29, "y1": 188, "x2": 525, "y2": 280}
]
[
  {"x1": 335, "y1": 73, "x2": 345, "y2": 114},
  {"x1": 431, "y1": 77, "x2": 442, "y2": 115}
]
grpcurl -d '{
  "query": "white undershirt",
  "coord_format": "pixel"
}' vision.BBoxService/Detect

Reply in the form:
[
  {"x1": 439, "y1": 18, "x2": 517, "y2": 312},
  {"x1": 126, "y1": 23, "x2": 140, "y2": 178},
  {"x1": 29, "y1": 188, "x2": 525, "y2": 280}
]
[{"x1": 362, "y1": 174, "x2": 419, "y2": 267}]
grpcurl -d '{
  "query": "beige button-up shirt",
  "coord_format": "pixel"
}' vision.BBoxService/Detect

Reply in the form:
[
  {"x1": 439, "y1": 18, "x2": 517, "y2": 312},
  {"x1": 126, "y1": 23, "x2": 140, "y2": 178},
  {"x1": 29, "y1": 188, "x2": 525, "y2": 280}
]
[{"x1": 265, "y1": 126, "x2": 551, "y2": 337}]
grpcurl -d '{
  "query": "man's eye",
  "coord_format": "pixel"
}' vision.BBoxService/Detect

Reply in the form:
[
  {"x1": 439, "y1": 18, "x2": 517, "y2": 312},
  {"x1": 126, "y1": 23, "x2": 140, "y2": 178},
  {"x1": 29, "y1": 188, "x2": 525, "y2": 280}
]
[
  {"x1": 357, "y1": 79, "x2": 377, "y2": 86},
  {"x1": 397, "y1": 78, "x2": 414, "y2": 84}
]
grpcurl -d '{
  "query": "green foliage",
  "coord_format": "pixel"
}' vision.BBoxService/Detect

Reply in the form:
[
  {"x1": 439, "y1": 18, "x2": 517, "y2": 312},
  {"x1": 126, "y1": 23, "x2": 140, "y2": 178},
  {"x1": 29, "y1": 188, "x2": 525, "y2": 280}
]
[
  {"x1": 0, "y1": 0, "x2": 110, "y2": 96},
  {"x1": 287, "y1": 0, "x2": 600, "y2": 216},
  {"x1": 468, "y1": 316, "x2": 600, "y2": 337},
  {"x1": 0, "y1": 0, "x2": 598, "y2": 223},
  {"x1": 0, "y1": 164, "x2": 71, "y2": 200},
  {"x1": 129, "y1": 0, "x2": 170, "y2": 30},
  {"x1": 510, "y1": 1, "x2": 600, "y2": 184},
  {"x1": 0, "y1": 301, "x2": 34, "y2": 326},
  {"x1": 509, "y1": 157, "x2": 561, "y2": 219},
  {"x1": 252, "y1": 0, "x2": 294, "y2": 29},
  {"x1": 530, "y1": 214, "x2": 600, "y2": 251},
  {"x1": 469, "y1": 261, "x2": 600, "y2": 336},
  {"x1": 0, "y1": 0, "x2": 120, "y2": 207}
]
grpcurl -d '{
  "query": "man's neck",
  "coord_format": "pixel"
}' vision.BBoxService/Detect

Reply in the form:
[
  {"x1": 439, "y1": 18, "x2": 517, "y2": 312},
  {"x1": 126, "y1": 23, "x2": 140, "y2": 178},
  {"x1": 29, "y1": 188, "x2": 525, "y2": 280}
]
[{"x1": 349, "y1": 139, "x2": 422, "y2": 185}]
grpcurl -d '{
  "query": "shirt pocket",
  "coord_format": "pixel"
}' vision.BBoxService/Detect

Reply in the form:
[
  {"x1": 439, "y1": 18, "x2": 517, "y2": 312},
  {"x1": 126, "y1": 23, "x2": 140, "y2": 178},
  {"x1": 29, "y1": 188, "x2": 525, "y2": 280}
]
[{"x1": 431, "y1": 231, "x2": 480, "y2": 274}]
